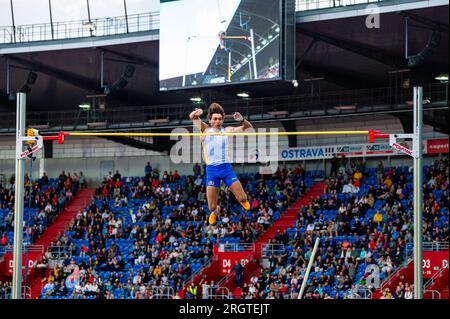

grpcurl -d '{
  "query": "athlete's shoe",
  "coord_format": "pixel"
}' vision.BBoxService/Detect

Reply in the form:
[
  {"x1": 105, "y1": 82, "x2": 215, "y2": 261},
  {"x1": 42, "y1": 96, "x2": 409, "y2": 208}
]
[
  {"x1": 209, "y1": 206, "x2": 220, "y2": 225},
  {"x1": 240, "y1": 201, "x2": 251, "y2": 211}
]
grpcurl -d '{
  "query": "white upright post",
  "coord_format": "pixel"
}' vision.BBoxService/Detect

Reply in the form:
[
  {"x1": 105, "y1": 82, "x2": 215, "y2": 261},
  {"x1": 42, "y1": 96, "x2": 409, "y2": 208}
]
[
  {"x1": 13, "y1": 92, "x2": 26, "y2": 299},
  {"x1": 250, "y1": 29, "x2": 258, "y2": 80},
  {"x1": 228, "y1": 51, "x2": 232, "y2": 82},
  {"x1": 413, "y1": 86, "x2": 423, "y2": 299},
  {"x1": 298, "y1": 237, "x2": 320, "y2": 299}
]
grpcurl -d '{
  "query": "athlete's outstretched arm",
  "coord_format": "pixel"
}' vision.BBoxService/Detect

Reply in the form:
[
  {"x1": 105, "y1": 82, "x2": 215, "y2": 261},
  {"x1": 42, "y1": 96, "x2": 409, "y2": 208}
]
[
  {"x1": 225, "y1": 112, "x2": 253, "y2": 133},
  {"x1": 189, "y1": 108, "x2": 208, "y2": 132}
]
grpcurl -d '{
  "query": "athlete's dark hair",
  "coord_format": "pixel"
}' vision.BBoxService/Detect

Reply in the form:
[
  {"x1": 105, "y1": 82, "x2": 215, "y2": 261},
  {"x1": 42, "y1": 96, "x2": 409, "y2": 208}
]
[{"x1": 207, "y1": 103, "x2": 225, "y2": 120}]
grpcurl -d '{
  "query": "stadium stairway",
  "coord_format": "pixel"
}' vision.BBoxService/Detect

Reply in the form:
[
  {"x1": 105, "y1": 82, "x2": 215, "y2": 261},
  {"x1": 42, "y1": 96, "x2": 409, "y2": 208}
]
[
  {"x1": 229, "y1": 181, "x2": 325, "y2": 299},
  {"x1": 424, "y1": 267, "x2": 449, "y2": 299},
  {"x1": 27, "y1": 188, "x2": 95, "y2": 299},
  {"x1": 371, "y1": 258, "x2": 414, "y2": 299}
]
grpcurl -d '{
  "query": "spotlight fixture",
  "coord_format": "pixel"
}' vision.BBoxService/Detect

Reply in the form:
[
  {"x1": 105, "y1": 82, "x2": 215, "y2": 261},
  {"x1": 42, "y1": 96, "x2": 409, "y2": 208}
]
[
  {"x1": 435, "y1": 74, "x2": 449, "y2": 83},
  {"x1": 123, "y1": 64, "x2": 135, "y2": 78},
  {"x1": 83, "y1": 22, "x2": 96, "y2": 32},
  {"x1": 26, "y1": 71, "x2": 38, "y2": 85},
  {"x1": 78, "y1": 103, "x2": 91, "y2": 109},
  {"x1": 190, "y1": 96, "x2": 202, "y2": 103},
  {"x1": 104, "y1": 77, "x2": 128, "y2": 95}
]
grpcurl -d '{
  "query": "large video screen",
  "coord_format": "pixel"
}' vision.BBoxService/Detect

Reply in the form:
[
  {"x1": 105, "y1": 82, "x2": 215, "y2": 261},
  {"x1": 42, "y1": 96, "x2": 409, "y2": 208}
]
[{"x1": 159, "y1": 0, "x2": 282, "y2": 91}]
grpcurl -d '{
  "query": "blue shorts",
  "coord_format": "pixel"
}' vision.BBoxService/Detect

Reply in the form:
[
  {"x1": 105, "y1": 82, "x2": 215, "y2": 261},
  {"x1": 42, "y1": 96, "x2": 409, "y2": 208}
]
[{"x1": 206, "y1": 163, "x2": 238, "y2": 188}]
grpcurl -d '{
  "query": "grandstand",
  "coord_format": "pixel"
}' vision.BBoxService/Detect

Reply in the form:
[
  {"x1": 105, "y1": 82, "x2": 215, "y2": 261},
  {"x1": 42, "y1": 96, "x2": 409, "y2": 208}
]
[{"x1": 0, "y1": 0, "x2": 448, "y2": 302}]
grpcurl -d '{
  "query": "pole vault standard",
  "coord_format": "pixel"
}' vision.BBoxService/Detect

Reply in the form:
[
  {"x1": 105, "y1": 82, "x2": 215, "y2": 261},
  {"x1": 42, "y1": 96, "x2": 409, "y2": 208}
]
[
  {"x1": 13, "y1": 87, "x2": 424, "y2": 298},
  {"x1": 218, "y1": 31, "x2": 257, "y2": 80},
  {"x1": 12, "y1": 93, "x2": 26, "y2": 299}
]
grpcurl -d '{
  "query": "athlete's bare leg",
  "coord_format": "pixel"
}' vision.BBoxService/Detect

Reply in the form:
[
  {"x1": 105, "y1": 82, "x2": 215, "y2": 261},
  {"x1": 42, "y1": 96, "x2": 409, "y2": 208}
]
[
  {"x1": 229, "y1": 180, "x2": 250, "y2": 211},
  {"x1": 207, "y1": 186, "x2": 220, "y2": 225}
]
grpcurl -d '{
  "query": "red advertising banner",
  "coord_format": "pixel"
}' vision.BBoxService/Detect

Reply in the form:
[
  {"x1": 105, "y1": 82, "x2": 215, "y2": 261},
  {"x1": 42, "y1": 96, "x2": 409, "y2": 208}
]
[
  {"x1": 423, "y1": 251, "x2": 449, "y2": 278},
  {"x1": 426, "y1": 139, "x2": 449, "y2": 154},
  {"x1": 214, "y1": 245, "x2": 253, "y2": 276},
  {"x1": 3, "y1": 253, "x2": 41, "y2": 276}
]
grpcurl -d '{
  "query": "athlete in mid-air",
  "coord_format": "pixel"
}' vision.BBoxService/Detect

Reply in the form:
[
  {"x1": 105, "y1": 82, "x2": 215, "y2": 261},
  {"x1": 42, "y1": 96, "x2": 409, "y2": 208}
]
[{"x1": 189, "y1": 103, "x2": 252, "y2": 225}]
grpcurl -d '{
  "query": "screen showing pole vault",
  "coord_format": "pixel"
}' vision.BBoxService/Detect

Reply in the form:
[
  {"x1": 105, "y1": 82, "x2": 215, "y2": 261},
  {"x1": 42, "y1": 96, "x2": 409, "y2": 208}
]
[{"x1": 159, "y1": 0, "x2": 282, "y2": 91}]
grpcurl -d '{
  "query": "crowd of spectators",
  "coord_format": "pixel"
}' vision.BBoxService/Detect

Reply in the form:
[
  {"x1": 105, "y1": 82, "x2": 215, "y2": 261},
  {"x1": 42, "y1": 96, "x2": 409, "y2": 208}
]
[
  {"x1": 238, "y1": 157, "x2": 448, "y2": 299},
  {"x1": 1, "y1": 170, "x2": 86, "y2": 249},
  {"x1": 39, "y1": 163, "x2": 310, "y2": 299},
  {"x1": 0, "y1": 281, "x2": 12, "y2": 299},
  {"x1": 4, "y1": 156, "x2": 446, "y2": 300}
]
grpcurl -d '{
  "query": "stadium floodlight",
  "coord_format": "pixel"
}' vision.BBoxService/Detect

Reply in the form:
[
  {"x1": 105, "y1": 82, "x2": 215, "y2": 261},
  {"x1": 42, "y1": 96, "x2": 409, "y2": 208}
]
[
  {"x1": 435, "y1": 74, "x2": 448, "y2": 82},
  {"x1": 237, "y1": 91, "x2": 250, "y2": 98},
  {"x1": 78, "y1": 103, "x2": 91, "y2": 110},
  {"x1": 190, "y1": 96, "x2": 202, "y2": 103},
  {"x1": 83, "y1": 22, "x2": 96, "y2": 32}
]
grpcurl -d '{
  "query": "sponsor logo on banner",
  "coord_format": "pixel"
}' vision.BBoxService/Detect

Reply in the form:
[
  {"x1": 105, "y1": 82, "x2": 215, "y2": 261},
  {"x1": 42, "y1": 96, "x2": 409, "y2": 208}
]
[
  {"x1": 427, "y1": 139, "x2": 449, "y2": 154},
  {"x1": 280, "y1": 147, "x2": 327, "y2": 160},
  {"x1": 279, "y1": 139, "x2": 439, "y2": 161},
  {"x1": 336, "y1": 145, "x2": 364, "y2": 156},
  {"x1": 392, "y1": 143, "x2": 413, "y2": 156},
  {"x1": 3, "y1": 253, "x2": 40, "y2": 276},
  {"x1": 366, "y1": 144, "x2": 394, "y2": 155}
]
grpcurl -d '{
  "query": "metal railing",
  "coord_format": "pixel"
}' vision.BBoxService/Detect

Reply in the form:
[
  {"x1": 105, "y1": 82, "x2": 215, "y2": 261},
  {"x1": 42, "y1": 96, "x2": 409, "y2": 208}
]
[
  {"x1": 261, "y1": 244, "x2": 285, "y2": 258},
  {"x1": 47, "y1": 245, "x2": 73, "y2": 261},
  {"x1": 217, "y1": 268, "x2": 235, "y2": 287},
  {"x1": 405, "y1": 241, "x2": 449, "y2": 256},
  {"x1": 181, "y1": 256, "x2": 213, "y2": 289},
  {"x1": 296, "y1": 0, "x2": 386, "y2": 11},
  {"x1": 151, "y1": 286, "x2": 174, "y2": 299},
  {"x1": 0, "y1": 1, "x2": 393, "y2": 45},
  {"x1": 1, "y1": 12, "x2": 159, "y2": 45},
  {"x1": 209, "y1": 287, "x2": 231, "y2": 299},
  {"x1": 2, "y1": 286, "x2": 31, "y2": 299},
  {"x1": 345, "y1": 287, "x2": 373, "y2": 299},
  {"x1": 424, "y1": 265, "x2": 448, "y2": 291},
  {"x1": 424, "y1": 289, "x2": 441, "y2": 299},
  {"x1": 217, "y1": 243, "x2": 255, "y2": 252},
  {"x1": 1, "y1": 83, "x2": 446, "y2": 134},
  {"x1": 1, "y1": 245, "x2": 44, "y2": 254}
]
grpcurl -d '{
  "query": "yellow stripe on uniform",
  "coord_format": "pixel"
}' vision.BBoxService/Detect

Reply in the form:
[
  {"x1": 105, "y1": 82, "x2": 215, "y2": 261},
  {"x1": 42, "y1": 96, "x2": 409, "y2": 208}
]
[{"x1": 201, "y1": 142, "x2": 209, "y2": 165}]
